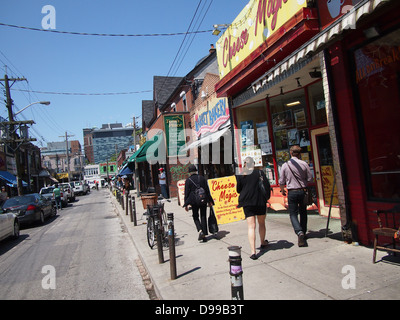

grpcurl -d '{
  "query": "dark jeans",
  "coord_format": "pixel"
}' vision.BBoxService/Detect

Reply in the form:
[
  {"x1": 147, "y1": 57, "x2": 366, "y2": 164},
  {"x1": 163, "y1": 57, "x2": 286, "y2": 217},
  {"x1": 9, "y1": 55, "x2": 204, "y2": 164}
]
[
  {"x1": 191, "y1": 205, "x2": 208, "y2": 235},
  {"x1": 287, "y1": 190, "x2": 307, "y2": 235},
  {"x1": 160, "y1": 184, "x2": 168, "y2": 198}
]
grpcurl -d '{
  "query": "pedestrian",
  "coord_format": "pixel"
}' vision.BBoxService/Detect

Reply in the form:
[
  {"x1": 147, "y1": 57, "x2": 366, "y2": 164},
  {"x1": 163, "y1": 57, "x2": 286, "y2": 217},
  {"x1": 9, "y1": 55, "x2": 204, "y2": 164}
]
[
  {"x1": 0, "y1": 186, "x2": 8, "y2": 205},
  {"x1": 53, "y1": 183, "x2": 62, "y2": 210},
  {"x1": 184, "y1": 164, "x2": 214, "y2": 242},
  {"x1": 158, "y1": 168, "x2": 168, "y2": 199},
  {"x1": 236, "y1": 157, "x2": 270, "y2": 260},
  {"x1": 279, "y1": 145, "x2": 313, "y2": 247}
]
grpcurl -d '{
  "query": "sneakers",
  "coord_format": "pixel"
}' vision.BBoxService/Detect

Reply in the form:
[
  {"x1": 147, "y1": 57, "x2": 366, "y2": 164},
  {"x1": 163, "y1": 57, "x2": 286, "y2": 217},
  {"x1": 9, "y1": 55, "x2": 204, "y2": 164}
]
[{"x1": 298, "y1": 232, "x2": 307, "y2": 247}]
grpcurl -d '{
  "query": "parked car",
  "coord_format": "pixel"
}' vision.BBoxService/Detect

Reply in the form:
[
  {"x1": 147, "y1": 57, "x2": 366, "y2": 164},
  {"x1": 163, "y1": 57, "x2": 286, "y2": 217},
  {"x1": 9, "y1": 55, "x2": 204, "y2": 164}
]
[
  {"x1": 73, "y1": 181, "x2": 89, "y2": 196},
  {"x1": 60, "y1": 182, "x2": 76, "y2": 202},
  {"x1": 39, "y1": 186, "x2": 68, "y2": 208},
  {"x1": 2, "y1": 193, "x2": 56, "y2": 226},
  {"x1": 0, "y1": 208, "x2": 19, "y2": 242}
]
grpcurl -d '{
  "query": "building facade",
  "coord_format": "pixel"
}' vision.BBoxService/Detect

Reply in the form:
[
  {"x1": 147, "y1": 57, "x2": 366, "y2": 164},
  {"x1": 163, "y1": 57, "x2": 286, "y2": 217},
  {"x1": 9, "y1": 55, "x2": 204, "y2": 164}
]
[{"x1": 213, "y1": 0, "x2": 399, "y2": 245}]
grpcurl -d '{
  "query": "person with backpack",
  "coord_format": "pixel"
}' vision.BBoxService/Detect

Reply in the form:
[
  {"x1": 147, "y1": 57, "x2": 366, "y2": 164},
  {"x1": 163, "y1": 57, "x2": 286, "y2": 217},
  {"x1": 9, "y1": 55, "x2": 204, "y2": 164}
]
[
  {"x1": 236, "y1": 157, "x2": 271, "y2": 260},
  {"x1": 184, "y1": 164, "x2": 214, "y2": 242}
]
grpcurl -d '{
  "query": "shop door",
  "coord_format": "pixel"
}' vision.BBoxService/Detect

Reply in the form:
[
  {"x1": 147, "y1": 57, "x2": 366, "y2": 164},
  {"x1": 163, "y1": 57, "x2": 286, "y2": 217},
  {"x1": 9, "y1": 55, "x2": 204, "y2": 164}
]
[{"x1": 311, "y1": 127, "x2": 340, "y2": 218}]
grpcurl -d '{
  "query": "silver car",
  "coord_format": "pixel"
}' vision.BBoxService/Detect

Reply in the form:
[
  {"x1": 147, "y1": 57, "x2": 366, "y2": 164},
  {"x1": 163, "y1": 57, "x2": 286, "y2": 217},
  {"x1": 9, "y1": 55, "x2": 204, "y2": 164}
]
[{"x1": 0, "y1": 208, "x2": 20, "y2": 241}]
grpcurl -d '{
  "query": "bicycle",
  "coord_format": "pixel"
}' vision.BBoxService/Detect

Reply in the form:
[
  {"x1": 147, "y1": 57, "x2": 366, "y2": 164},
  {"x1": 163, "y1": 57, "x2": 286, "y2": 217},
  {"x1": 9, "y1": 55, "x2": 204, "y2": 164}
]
[{"x1": 145, "y1": 198, "x2": 168, "y2": 249}]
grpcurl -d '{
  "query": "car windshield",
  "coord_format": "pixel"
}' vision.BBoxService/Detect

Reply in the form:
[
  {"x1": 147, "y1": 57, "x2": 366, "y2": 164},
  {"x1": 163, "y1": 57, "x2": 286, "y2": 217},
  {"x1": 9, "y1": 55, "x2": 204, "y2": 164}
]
[
  {"x1": 3, "y1": 195, "x2": 37, "y2": 207},
  {"x1": 40, "y1": 187, "x2": 54, "y2": 195},
  {"x1": 75, "y1": 182, "x2": 81, "y2": 186}
]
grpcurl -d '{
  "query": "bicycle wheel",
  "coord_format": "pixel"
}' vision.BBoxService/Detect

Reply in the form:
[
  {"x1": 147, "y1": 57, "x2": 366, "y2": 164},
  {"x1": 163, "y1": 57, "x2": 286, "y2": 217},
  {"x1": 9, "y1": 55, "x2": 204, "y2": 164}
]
[
  {"x1": 161, "y1": 208, "x2": 169, "y2": 248},
  {"x1": 147, "y1": 216, "x2": 156, "y2": 249}
]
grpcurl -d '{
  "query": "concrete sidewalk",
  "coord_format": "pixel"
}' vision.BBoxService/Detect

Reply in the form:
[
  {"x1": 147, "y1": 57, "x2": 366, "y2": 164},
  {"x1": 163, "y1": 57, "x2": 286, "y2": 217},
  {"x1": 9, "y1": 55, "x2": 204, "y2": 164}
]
[{"x1": 108, "y1": 190, "x2": 400, "y2": 300}]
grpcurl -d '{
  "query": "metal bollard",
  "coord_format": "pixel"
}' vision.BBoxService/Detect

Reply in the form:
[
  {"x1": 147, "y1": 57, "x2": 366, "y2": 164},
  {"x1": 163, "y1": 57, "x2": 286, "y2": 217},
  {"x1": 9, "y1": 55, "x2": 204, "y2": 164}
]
[
  {"x1": 155, "y1": 212, "x2": 164, "y2": 264},
  {"x1": 125, "y1": 193, "x2": 129, "y2": 215},
  {"x1": 121, "y1": 192, "x2": 125, "y2": 210},
  {"x1": 228, "y1": 246, "x2": 244, "y2": 300},
  {"x1": 167, "y1": 213, "x2": 177, "y2": 280},
  {"x1": 129, "y1": 195, "x2": 133, "y2": 222},
  {"x1": 132, "y1": 197, "x2": 137, "y2": 226}
]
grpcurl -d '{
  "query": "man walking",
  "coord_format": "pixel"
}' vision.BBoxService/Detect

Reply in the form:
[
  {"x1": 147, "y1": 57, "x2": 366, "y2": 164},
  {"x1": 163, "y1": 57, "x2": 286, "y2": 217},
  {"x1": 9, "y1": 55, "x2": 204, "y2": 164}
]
[
  {"x1": 53, "y1": 183, "x2": 62, "y2": 211},
  {"x1": 279, "y1": 145, "x2": 312, "y2": 247}
]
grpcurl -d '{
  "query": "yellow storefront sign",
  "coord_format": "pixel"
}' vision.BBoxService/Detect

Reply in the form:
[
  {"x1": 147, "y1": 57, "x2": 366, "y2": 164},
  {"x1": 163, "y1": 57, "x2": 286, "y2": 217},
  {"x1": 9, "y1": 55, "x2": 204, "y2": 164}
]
[
  {"x1": 216, "y1": 0, "x2": 307, "y2": 79},
  {"x1": 56, "y1": 172, "x2": 69, "y2": 180},
  {"x1": 208, "y1": 176, "x2": 245, "y2": 225}
]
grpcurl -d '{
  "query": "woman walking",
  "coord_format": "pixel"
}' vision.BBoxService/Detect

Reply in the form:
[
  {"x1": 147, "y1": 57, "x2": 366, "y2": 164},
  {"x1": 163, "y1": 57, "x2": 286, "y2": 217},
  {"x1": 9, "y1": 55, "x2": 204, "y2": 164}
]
[
  {"x1": 184, "y1": 164, "x2": 214, "y2": 242},
  {"x1": 236, "y1": 157, "x2": 270, "y2": 259}
]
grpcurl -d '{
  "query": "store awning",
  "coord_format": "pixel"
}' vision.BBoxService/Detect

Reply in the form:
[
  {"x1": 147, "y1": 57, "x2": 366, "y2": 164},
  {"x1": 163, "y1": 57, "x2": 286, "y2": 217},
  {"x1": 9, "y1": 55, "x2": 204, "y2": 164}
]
[
  {"x1": 181, "y1": 127, "x2": 231, "y2": 152},
  {"x1": 128, "y1": 133, "x2": 164, "y2": 163},
  {"x1": 251, "y1": 0, "x2": 391, "y2": 94},
  {"x1": 0, "y1": 171, "x2": 28, "y2": 188},
  {"x1": 118, "y1": 163, "x2": 133, "y2": 176}
]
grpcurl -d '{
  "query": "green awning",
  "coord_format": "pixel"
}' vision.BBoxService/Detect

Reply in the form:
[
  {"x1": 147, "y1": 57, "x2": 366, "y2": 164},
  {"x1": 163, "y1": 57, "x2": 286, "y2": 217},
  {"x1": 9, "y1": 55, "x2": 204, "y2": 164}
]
[{"x1": 128, "y1": 133, "x2": 164, "y2": 163}]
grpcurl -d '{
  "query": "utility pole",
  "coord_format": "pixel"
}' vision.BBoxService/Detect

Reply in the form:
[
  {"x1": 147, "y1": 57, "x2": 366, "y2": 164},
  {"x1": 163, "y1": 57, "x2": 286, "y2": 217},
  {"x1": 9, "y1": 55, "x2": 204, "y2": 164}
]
[
  {"x1": 0, "y1": 73, "x2": 33, "y2": 196},
  {"x1": 59, "y1": 132, "x2": 74, "y2": 182},
  {"x1": 133, "y1": 115, "x2": 140, "y2": 195}
]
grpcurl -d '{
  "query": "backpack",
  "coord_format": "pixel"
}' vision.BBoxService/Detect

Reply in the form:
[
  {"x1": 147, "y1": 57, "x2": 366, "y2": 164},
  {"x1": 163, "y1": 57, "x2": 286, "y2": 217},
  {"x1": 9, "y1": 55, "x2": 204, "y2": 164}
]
[{"x1": 189, "y1": 177, "x2": 207, "y2": 206}]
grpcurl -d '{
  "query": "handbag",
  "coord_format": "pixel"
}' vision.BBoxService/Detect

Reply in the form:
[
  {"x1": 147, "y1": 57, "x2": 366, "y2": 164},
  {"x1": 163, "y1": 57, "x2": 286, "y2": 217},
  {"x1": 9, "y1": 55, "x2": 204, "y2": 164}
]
[
  {"x1": 258, "y1": 170, "x2": 271, "y2": 200},
  {"x1": 286, "y1": 161, "x2": 313, "y2": 206},
  {"x1": 208, "y1": 206, "x2": 219, "y2": 234}
]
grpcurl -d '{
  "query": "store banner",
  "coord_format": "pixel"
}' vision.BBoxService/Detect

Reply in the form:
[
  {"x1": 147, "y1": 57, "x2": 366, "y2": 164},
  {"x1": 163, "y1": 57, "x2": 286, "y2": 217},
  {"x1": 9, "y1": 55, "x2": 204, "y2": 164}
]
[
  {"x1": 164, "y1": 115, "x2": 186, "y2": 157},
  {"x1": 194, "y1": 98, "x2": 229, "y2": 137},
  {"x1": 216, "y1": 0, "x2": 307, "y2": 79},
  {"x1": 208, "y1": 176, "x2": 245, "y2": 225}
]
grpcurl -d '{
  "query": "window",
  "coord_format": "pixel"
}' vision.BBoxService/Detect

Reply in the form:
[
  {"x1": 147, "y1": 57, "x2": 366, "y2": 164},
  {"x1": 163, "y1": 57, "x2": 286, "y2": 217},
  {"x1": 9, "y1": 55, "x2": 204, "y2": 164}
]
[
  {"x1": 353, "y1": 28, "x2": 400, "y2": 200},
  {"x1": 308, "y1": 81, "x2": 327, "y2": 126}
]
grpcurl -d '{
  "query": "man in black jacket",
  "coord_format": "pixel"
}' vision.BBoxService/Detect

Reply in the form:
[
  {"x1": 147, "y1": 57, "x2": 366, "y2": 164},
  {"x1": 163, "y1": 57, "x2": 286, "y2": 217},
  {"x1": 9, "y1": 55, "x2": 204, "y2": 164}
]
[
  {"x1": 236, "y1": 157, "x2": 270, "y2": 259},
  {"x1": 184, "y1": 164, "x2": 214, "y2": 242}
]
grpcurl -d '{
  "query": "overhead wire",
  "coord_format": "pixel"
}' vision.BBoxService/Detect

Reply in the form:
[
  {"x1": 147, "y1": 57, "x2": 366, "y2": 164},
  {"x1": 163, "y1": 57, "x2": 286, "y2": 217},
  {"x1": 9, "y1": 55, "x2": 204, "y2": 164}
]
[{"x1": 0, "y1": 22, "x2": 213, "y2": 37}]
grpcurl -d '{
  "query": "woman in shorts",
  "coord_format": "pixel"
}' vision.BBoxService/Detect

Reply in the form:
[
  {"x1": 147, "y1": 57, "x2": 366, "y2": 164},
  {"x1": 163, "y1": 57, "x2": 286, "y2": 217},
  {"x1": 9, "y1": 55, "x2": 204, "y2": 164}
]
[{"x1": 236, "y1": 157, "x2": 270, "y2": 260}]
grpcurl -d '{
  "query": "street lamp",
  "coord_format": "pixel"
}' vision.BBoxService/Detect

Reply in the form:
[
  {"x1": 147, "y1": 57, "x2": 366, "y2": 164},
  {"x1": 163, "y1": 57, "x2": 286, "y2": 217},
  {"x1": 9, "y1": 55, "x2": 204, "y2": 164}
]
[
  {"x1": 14, "y1": 101, "x2": 51, "y2": 116},
  {"x1": 11, "y1": 101, "x2": 50, "y2": 195}
]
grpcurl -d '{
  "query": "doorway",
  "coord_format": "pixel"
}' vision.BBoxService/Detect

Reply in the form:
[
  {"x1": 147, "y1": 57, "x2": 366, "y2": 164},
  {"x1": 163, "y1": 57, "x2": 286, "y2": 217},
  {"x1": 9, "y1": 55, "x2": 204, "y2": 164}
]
[{"x1": 311, "y1": 127, "x2": 340, "y2": 218}]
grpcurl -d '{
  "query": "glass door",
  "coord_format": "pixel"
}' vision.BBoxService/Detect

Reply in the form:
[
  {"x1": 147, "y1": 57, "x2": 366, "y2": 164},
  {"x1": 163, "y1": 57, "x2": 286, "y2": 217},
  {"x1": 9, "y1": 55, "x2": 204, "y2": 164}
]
[{"x1": 311, "y1": 127, "x2": 340, "y2": 218}]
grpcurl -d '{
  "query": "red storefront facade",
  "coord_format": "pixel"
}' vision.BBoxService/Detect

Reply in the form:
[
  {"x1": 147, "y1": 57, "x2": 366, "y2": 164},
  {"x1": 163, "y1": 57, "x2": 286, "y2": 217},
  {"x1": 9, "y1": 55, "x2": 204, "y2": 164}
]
[
  {"x1": 325, "y1": 0, "x2": 400, "y2": 245},
  {"x1": 215, "y1": 0, "x2": 399, "y2": 245}
]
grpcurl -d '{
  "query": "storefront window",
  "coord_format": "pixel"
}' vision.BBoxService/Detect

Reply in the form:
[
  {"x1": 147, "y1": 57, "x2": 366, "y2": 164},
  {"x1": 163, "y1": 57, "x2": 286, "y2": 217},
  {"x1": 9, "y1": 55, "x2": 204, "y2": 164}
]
[
  {"x1": 235, "y1": 100, "x2": 276, "y2": 184},
  {"x1": 353, "y1": 28, "x2": 400, "y2": 200},
  {"x1": 308, "y1": 81, "x2": 327, "y2": 126},
  {"x1": 270, "y1": 89, "x2": 311, "y2": 174}
]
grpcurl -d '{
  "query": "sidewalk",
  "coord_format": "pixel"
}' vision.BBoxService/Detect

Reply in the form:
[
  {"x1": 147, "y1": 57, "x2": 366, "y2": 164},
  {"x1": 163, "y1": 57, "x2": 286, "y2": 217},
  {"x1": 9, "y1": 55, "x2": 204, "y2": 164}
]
[{"x1": 109, "y1": 190, "x2": 400, "y2": 300}]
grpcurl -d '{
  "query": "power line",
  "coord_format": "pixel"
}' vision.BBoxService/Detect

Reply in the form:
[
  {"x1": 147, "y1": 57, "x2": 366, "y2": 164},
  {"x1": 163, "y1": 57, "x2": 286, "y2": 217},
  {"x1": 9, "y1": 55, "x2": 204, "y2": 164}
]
[
  {"x1": 11, "y1": 88, "x2": 152, "y2": 96},
  {"x1": 0, "y1": 22, "x2": 213, "y2": 37}
]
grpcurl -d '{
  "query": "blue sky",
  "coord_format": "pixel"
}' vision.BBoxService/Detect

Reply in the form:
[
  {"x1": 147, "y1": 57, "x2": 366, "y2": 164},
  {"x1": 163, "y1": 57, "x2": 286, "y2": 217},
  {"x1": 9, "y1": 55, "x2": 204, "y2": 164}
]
[{"x1": 0, "y1": 0, "x2": 245, "y2": 147}]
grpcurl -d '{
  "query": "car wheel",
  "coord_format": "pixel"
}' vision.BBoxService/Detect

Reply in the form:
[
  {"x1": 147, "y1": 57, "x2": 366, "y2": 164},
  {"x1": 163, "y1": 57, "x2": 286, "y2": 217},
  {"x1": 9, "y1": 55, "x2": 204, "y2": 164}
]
[
  {"x1": 40, "y1": 211, "x2": 45, "y2": 224},
  {"x1": 13, "y1": 220, "x2": 20, "y2": 239}
]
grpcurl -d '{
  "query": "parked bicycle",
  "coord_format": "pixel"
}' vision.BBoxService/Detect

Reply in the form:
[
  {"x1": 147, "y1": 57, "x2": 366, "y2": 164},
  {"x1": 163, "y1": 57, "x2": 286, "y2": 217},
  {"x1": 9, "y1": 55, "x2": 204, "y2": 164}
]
[{"x1": 145, "y1": 198, "x2": 168, "y2": 249}]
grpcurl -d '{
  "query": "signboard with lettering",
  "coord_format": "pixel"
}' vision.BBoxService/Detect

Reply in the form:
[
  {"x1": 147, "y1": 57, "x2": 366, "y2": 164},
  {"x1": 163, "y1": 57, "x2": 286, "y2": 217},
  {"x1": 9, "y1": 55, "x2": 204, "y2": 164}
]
[
  {"x1": 194, "y1": 98, "x2": 229, "y2": 137},
  {"x1": 208, "y1": 176, "x2": 245, "y2": 225},
  {"x1": 216, "y1": 0, "x2": 307, "y2": 79},
  {"x1": 164, "y1": 115, "x2": 186, "y2": 157}
]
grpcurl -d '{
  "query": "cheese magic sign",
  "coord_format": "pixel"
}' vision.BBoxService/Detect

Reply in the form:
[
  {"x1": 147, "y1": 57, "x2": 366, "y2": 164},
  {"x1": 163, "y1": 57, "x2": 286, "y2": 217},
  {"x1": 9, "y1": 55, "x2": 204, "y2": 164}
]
[{"x1": 216, "y1": 0, "x2": 307, "y2": 79}]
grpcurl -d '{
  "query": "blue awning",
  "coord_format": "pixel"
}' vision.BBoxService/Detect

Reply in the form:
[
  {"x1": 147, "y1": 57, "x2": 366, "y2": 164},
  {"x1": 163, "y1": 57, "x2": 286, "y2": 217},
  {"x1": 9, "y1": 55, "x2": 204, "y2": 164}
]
[
  {"x1": 118, "y1": 164, "x2": 133, "y2": 176},
  {"x1": 0, "y1": 171, "x2": 28, "y2": 188}
]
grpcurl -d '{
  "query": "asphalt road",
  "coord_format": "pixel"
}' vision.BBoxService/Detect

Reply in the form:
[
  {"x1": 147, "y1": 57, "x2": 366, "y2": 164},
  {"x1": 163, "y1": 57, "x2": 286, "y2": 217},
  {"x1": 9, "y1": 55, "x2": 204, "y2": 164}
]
[{"x1": 0, "y1": 188, "x2": 150, "y2": 300}]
